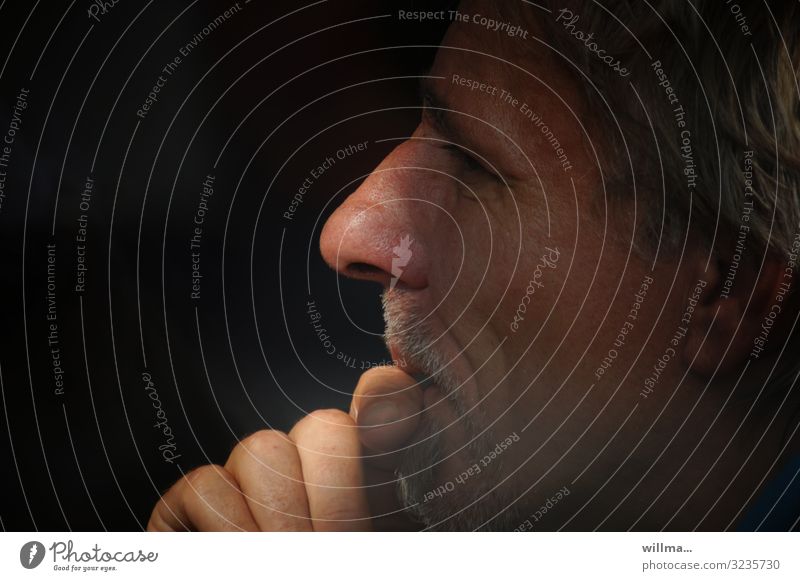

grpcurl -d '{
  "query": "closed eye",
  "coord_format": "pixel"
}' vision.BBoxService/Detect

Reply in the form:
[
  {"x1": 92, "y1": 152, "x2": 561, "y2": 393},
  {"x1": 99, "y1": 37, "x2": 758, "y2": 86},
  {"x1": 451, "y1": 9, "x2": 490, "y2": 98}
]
[{"x1": 444, "y1": 143, "x2": 496, "y2": 177}]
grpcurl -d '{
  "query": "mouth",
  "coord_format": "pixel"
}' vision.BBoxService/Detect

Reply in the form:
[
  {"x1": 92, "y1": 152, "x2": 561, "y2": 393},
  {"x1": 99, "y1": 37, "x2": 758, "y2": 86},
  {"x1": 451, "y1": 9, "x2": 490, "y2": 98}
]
[
  {"x1": 386, "y1": 341, "x2": 458, "y2": 415},
  {"x1": 389, "y1": 344, "x2": 438, "y2": 391}
]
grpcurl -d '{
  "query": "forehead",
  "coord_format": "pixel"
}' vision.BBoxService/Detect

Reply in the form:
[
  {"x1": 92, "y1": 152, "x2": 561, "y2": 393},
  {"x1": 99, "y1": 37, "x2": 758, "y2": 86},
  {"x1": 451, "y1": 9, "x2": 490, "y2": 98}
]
[
  {"x1": 428, "y1": 1, "x2": 589, "y2": 175},
  {"x1": 435, "y1": 2, "x2": 571, "y2": 97}
]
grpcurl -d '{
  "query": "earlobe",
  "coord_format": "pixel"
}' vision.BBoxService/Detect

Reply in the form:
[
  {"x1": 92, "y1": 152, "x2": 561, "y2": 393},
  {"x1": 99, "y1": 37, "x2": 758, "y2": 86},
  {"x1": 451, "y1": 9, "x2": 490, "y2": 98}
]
[
  {"x1": 683, "y1": 249, "x2": 788, "y2": 378},
  {"x1": 682, "y1": 255, "x2": 733, "y2": 377}
]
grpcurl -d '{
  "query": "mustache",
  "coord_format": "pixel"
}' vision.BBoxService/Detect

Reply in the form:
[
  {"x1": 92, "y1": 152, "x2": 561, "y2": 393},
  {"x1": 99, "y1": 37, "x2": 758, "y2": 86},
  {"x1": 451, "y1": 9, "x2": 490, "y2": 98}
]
[
  {"x1": 384, "y1": 290, "x2": 521, "y2": 530},
  {"x1": 382, "y1": 292, "x2": 523, "y2": 530},
  {"x1": 381, "y1": 289, "x2": 461, "y2": 395}
]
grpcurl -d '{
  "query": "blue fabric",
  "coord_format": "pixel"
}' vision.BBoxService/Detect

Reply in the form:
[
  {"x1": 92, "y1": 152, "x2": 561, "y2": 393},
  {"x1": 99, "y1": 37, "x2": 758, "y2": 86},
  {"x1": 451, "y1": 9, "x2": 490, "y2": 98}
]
[{"x1": 737, "y1": 455, "x2": 800, "y2": 531}]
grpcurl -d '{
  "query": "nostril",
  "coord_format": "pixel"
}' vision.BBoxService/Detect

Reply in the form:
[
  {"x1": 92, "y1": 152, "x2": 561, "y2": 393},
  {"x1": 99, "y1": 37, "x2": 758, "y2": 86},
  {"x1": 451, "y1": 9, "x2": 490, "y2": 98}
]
[{"x1": 347, "y1": 262, "x2": 383, "y2": 278}]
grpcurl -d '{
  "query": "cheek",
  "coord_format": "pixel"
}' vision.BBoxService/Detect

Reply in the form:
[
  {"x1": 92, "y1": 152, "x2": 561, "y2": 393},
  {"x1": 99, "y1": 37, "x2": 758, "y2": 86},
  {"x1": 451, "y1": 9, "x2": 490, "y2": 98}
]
[
  {"x1": 425, "y1": 194, "x2": 504, "y2": 304},
  {"x1": 477, "y1": 195, "x2": 600, "y2": 395},
  {"x1": 428, "y1": 181, "x2": 602, "y2": 373},
  {"x1": 492, "y1": 192, "x2": 576, "y2": 328},
  {"x1": 497, "y1": 248, "x2": 567, "y2": 385}
]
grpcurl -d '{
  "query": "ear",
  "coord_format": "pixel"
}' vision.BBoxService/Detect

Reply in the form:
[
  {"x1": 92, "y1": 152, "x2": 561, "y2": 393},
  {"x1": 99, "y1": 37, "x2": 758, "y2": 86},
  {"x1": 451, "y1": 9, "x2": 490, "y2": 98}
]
[{"x1": 683, "y1": 248, "x2": 790, "y2": 378}]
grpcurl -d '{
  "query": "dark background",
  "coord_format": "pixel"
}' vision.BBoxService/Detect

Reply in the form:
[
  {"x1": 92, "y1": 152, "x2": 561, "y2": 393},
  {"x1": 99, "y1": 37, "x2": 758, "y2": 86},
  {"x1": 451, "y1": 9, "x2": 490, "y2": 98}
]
[{"x1": 0, "y1": 0, "x2": 449, "y2": 531}]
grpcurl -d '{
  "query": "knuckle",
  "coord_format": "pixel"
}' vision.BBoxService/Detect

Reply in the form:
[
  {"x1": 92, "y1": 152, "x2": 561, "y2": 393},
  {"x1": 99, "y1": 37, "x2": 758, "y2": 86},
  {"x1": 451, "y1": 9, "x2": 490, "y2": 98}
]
[
  {"x1": 315, "y1": 506, "x2": 368, "y2": 526},
  {"x1": 305, "y1": 408, "x2": 354, "y2": 428},
  {"x1": 149, "y1": 501, "x2": 172, "y2": 531},
  {"x1": 236, "y1": 429, "x2": 292, "y2": 459},
  {"x1": 184, "y1": 464, "x2": 228, "y2": 497},
  {"x1": 292, "y1": 409, "x2": 357, "y2": 456}
]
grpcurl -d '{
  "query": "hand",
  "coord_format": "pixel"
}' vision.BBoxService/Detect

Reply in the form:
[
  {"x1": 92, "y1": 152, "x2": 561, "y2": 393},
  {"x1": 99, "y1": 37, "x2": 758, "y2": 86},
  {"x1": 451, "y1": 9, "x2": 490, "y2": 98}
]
[{"x1": 147, "y1": 366, "x2": 423, "y2": 531}]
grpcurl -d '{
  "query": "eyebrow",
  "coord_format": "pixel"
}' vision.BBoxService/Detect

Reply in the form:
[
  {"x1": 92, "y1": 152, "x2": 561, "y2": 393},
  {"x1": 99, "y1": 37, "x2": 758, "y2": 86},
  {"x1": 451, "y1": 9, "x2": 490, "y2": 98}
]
[
  {"x1": 418, "y1": 76, "x2": 468, "y2": 145},
  {"x1": 417, "y1": 75, "x2": 509, "y2": 178}
]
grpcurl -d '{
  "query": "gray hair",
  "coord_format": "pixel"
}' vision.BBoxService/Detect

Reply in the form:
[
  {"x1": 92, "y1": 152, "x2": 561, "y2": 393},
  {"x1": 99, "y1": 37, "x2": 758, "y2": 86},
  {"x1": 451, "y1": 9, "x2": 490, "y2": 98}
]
[
  {"x1": 499, "y1": 1, "x2": 800, "y2": 403},
  {"x1": 506, "y1": 0, "x2": 800, "y2": 260}
]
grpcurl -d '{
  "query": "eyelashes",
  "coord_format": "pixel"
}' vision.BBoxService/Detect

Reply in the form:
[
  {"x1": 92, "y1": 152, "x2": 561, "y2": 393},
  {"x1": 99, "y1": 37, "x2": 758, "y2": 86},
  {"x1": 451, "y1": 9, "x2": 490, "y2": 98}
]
[{"x1": 443, "y1": 143, "x2": 495, "y2": 177}]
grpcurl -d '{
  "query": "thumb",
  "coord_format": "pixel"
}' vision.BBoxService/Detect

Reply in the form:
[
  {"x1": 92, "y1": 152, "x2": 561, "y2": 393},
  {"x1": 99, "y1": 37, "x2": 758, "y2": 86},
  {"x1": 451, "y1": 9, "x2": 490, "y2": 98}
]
[
  {"x1": 350, "y1": 366, "x2": 425, "y2": 530},
  {"x1": 349, "y1": 366, "x2": 423, "y2": 457}
]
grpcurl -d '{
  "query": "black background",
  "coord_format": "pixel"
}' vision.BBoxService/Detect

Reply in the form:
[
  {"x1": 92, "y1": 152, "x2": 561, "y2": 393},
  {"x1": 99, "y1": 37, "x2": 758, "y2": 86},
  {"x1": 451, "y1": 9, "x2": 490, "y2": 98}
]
[{"x1": 0, "y1": 0, "x2": 449, "y2": 531}]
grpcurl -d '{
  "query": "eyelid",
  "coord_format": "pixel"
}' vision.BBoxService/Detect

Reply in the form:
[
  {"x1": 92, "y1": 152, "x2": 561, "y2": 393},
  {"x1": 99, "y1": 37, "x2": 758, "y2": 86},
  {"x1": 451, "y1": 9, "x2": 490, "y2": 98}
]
[
  {"x1": 419, "y1": 100, "x2": 501, "y2": 179},
  {"x1": 444, "y1": 143, "x2": 497, "y2": 177}
]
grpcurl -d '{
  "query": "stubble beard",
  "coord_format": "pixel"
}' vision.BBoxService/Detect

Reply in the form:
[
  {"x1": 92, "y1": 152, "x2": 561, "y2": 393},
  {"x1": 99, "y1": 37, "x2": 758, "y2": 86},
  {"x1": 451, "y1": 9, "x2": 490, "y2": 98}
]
[{"x1": 382, "y1": 290, "x2": 522, "y2": 531}]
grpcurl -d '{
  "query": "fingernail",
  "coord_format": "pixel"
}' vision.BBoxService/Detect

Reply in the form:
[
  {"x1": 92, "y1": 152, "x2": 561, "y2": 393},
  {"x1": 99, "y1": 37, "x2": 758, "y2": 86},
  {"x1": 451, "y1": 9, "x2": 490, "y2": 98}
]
[{"x1": 358, "y1": 401, "x2": 402, "y2": 428}]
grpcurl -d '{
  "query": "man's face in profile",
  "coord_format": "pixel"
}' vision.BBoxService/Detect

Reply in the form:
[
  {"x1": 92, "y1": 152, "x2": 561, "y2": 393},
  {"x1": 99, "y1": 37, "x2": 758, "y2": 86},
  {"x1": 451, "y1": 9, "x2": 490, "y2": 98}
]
[
  {"x1": 320, "y1": 0, "x2": 697, "y2": 530},
  {"x1": 320, "y1": 0, "x2": 796, "y2": 530},
  {"x1": 147, "y1": 0, "x2": 798, "y2": 534}
]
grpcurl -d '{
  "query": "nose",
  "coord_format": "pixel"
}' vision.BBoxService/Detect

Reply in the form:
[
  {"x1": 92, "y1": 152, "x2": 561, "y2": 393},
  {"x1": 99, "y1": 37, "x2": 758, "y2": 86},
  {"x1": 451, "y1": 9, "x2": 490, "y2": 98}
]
[{"x1": 320, "y1": 138, "x2": 447, "y2": 290}]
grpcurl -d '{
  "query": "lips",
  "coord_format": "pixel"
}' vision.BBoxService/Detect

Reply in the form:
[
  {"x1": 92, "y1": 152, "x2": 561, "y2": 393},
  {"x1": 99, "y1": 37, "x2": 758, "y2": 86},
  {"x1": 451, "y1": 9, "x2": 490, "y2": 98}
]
[
  {"x1": 382, "y1": 314, "x2": 479, "y2": 415},
  {"x1": 389, "y1": 343, "x2": 438, "y2": 391},
  {"x1": 386, "y1": 344, "x2": 448, "y2": 420}
]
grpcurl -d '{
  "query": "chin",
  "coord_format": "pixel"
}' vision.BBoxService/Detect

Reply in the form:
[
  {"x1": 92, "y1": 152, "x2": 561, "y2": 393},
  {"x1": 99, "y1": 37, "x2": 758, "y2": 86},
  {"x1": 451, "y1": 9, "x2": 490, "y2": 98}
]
[{"x1": 395, "y1": 409, "x2": 523, "y2": 531}]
